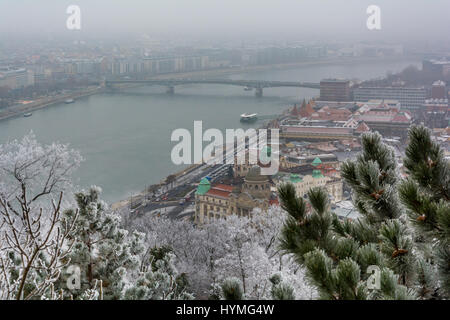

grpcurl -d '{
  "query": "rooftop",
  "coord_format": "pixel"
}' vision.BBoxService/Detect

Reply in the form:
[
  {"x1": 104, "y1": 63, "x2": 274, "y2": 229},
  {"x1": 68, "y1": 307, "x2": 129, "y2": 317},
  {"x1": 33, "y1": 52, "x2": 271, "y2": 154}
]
[
  {"x1": 312, "y1": 157, "x2": 322, "y2": 166},
  {"x1": 245, "y1": 165, "x2": 269, "y2": 182},
  {"x1": 196, "y1": 178, "x2": 211, "y2": 195},
  {"x1": 289, "y1": 174, "x2": 303, "y2": 183},
  {"x1": 206, "y1": 187, "x2": 232, "y2": 198},
  {"x1": 283, "y1": 126, "x2": 353, "y2": 135},
  {"x1": 312, "y1": 169, "x2": 325, "y2": 179}
]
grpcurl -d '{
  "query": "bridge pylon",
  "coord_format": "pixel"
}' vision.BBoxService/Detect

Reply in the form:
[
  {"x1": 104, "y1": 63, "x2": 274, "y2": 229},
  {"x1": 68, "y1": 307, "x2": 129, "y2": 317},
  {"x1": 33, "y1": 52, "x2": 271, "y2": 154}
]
[
  {"x1": 255, "y1": 87, "x2": 263, "y2": 97},
  {"x1": 166, "y1": 86, "x2": 175, "y2": 95}
]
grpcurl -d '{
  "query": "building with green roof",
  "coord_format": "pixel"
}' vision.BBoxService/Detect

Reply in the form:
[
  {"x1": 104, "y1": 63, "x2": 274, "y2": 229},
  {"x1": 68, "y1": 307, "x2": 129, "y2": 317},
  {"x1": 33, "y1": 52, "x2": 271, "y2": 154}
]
[
  {"x1": 259, "y1": 146, "x2": 272, "y2": 163},
  {"x1": 312, "y1": 169, "x2": 324, "y2": 179},
  {"x1": 312, "y1": 157, "x2": 322, "y2": 167},
  {"x1": 289, "y1": 174, "x2": 303, "y2": 183},
  {"x1": 196, "y1": 178, "x2": 211, "y2": 195}
]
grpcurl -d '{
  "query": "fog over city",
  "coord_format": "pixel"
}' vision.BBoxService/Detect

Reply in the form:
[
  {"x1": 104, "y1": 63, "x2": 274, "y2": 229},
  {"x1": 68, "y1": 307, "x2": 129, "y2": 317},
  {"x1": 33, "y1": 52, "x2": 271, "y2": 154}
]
[{"x1": 1, "y1": 0, "x2": 449, "y2": 42}]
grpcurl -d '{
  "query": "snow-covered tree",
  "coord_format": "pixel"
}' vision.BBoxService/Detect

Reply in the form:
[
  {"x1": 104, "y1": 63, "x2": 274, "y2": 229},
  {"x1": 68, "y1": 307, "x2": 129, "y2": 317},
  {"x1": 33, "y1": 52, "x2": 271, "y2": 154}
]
[
  {"x1": 269, "y1": 274, "x2": 295, "y2": 300},
  {"x1": 0, "y1": 133, "x2": 82, "y2": 206},
  {"x1": 214, "y1": 230, "x2": 273, "y2": 299},
  {"x1": 278, "y1": 132, "x2": 417, "y2": 300},
  {"x1": 59, "y1": 187, "x2": 146, "y2": 300},
  {"x1": 398, "y1": 125, "x2": 450, "y2": 299},
  {"x1": 0, "y1": 134, "x2": 82, "y2": 300},
  {"x1": 0, "y1": 191, "x2": 78, "y2": 300},
  {"x1": 124, "y1": 246, "x2": 194, "y2": 300},
  {"x1": 219, "y1": 273, "x2": 296, "y2": 300},
  {"x1": 122, "y1": 206, "x2": 315, "y2": 300},
  {"x1": 220, "y1": 277, "x2": 244, "y2": 300},
  {"x1": 210, "y1": 210, "x2": 314, "y2": 300}
]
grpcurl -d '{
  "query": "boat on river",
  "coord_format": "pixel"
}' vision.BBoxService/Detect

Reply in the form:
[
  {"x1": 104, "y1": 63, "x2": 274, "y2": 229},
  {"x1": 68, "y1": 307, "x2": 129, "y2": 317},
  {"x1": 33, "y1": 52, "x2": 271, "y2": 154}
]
[{"x1": 240, "y1": 113, "x2": 258, "y2": 122}]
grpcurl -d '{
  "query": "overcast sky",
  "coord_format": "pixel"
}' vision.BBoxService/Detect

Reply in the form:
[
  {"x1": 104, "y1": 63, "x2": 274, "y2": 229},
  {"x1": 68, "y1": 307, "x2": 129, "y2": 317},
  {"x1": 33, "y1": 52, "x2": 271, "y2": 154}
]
[{"x1": 0, "y1": 0, "x2": 449, "y2": 42}]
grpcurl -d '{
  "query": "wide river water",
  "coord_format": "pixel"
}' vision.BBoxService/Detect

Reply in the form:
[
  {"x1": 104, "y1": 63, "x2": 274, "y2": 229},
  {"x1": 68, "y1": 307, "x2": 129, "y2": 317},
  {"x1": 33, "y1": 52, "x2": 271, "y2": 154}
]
[{"x1": 0, "y1": 59, "x2": 420, "y2": 203}]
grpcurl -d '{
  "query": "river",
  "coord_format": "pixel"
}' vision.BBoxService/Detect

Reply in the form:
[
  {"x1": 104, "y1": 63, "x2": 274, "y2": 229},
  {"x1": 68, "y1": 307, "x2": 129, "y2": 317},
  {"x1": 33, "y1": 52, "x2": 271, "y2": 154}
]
[{"x1": 0, "y1": 58, "x2": 420, "y2": 203}]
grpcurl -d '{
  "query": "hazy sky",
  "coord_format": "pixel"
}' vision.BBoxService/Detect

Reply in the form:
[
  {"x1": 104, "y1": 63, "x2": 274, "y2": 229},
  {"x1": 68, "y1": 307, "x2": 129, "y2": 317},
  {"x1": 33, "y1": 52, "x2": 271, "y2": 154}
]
[{"x1": 0, "y1": 0, "x2": 449, "y2": 42}]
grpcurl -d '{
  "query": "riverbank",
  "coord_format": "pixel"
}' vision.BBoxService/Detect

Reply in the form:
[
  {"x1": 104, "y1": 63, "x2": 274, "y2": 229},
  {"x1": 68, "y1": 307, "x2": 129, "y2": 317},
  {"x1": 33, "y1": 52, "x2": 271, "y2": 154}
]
[
  {"x1": 0, "y1": 86, "x2": 103, "y2": 121},
  {"x1": 111, "y1": 163, "x2": 202, "y2": 210}
]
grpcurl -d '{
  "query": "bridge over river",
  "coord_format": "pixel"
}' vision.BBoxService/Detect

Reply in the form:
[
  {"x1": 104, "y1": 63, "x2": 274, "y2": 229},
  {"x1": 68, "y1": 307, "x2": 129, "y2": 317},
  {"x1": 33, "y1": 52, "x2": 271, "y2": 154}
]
[{"x1": 104, "y1": 78, "x2": 320, "y2": 97}]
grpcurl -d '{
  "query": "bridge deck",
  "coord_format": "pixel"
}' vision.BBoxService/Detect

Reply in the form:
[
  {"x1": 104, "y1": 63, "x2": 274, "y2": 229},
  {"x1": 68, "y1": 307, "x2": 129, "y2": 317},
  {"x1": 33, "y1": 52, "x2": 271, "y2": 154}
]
[{"x1": 105, "y1": 79, "x2": 320, "y2": 89}]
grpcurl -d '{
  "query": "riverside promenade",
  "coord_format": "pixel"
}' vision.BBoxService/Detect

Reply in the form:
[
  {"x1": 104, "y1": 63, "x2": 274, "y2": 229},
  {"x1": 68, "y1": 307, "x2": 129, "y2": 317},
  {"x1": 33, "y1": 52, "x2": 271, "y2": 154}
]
[{"x1": 0, "y1": 86, "x2": 102, "y2": 121}]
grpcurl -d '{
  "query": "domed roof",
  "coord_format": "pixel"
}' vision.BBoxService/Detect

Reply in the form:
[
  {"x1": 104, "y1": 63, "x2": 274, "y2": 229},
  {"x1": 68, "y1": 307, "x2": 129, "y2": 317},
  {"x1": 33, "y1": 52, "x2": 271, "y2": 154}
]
[
  {"x1": 247, "y1": 165, "x2": 261, "y2": 176},
  {"x1": 232, "y1": 185, "x2": 241, "y2": 194},
  {"x1": 289, "y1": 174, "x2": 303, "y2": 183},
  {"x1": 196, "y1": 177, "x2": 211, "y2": 195},
  {"x1": 245, "y1": 165, "x2": 269, "y2": 182},
  {"x1": 312, "y1": 169, "x2": 324, "y2": 179},
  {"x1": 312, "y1": 157, "x2": 322, "y2": 167}
]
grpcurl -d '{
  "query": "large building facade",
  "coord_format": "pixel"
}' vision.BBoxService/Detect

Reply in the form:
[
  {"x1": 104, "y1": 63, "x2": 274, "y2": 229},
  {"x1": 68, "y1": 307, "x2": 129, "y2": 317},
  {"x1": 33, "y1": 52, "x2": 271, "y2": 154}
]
[
  {"x1": 194, "y1": 166, "x2": 275, "y2": 224},
  {"x1": 431, "y1": 80, "x2": 447, "y2": 99},
  {"x1": 423, "y1": 59, "x2": 450, "y2": 79},
  {"x1": 195, "y1": 181, "x2": 234, "y2": 224},
  {"x1": 320, "y1": 79, "x2": 351, "y2": 102},
  {"x1": 111, "y1": 55, "x2": 209, "y2": 76},
  {"x1": 0, "y1": 67, "x2": 34, "y2": 89},
  {"x1": 280, "y1": 125, "x2": 355, "y2": 141},
  {"x1": 277, "y1": 170, "x2": 343, "y2": 204},
  {"x1": 354, "y1": 86, "x2": 427, "y2": 110}
]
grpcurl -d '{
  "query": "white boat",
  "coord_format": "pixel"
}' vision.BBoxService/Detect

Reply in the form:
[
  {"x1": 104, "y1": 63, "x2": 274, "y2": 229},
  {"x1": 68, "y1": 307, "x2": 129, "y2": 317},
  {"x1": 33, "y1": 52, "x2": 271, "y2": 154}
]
[
  {"x1": 23, "y1": 112, "x2": 32, "y2": 117},
  {"x1": 244, "y1": 86, "x2": 253, "y2": 91},
  {"x1": 65, "y1": 99, "x2": 75, "y2": 104},
  {"x1": 240, "y1": 113, "x2": 258, "y2": 122}
]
